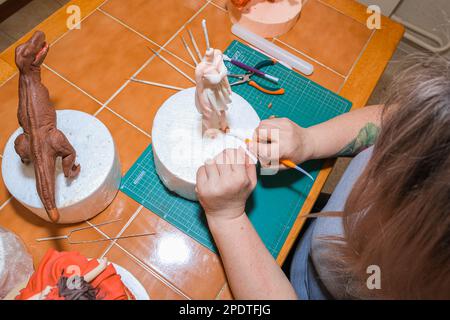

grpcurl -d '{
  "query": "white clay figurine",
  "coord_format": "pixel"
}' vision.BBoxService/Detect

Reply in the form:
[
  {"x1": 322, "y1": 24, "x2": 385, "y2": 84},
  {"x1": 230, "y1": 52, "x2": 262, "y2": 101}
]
[{"x1": 195, "y1": 48, "x2": 232, "y2": 136}]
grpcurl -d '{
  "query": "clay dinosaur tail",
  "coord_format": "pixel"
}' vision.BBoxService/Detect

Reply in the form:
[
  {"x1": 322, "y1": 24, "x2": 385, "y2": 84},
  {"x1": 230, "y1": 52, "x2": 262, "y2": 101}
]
[{"x1": 33, "y1": 146, "x2": 60, "y2": 223}]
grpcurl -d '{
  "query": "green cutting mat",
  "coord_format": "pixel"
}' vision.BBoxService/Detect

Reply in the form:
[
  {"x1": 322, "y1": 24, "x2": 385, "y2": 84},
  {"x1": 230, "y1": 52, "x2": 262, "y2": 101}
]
[{"x1": 120, "y1": 40, "x2": 352, "y2": 257}]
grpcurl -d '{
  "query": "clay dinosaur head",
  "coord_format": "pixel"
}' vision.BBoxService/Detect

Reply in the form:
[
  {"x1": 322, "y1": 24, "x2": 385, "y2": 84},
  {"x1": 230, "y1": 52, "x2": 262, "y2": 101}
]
[{"x1": 15, "y1": 31, "x2": 49, "y2": 73}]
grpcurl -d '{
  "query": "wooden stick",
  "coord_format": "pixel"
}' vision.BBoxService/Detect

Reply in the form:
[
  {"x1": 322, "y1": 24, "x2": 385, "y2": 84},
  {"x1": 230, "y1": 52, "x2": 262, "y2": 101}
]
[
  {"x1": 130, "y1": 78, "x2": 185, "y2": 91},
  {"x1": 148, "y1": 47, "x2": 196, "y2": 84},
  {"x1": 188, "y1": 28, "x2": 203, "y2": 61},
  {"x1": 181, "y1": 35, "x2": 198, "y2": 66},
  {"x1": 202, "y1": 19, "x2": 210, "y2": 51}
]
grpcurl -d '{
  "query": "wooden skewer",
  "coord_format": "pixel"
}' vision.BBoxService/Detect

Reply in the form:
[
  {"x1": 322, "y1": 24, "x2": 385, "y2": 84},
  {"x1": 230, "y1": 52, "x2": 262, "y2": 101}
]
[
  {"x1": 130, "y1": 78, "x2": 185, "y2": 91},
  {"x1": 202, "y1": 19, "x2": 210, "y2": 51},
  {"x1": 188, "y1": 28, "x2": 203, "y2": 61},
  {"x1": 181, "y1": 35, "x2": 198, "y2": 66},
  {"x1": 147, "y1": 47, "x2": 196, "y2": 84}
]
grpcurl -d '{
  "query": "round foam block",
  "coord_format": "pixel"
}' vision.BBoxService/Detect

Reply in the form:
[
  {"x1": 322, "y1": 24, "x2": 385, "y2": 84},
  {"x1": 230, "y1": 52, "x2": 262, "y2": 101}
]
[
  {"x1": 152, "y1": 87, "x2": 260, "y2": 201},
  {"x1": 2, "y1": 110, "x2": 121, "y2": 224},
  {"x1": 228, "y1": 0, "x2": 303, "y2": 38}
]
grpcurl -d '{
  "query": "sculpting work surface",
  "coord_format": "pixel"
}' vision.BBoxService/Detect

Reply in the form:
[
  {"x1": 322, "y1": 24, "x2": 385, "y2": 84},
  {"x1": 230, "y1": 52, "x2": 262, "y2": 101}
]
[
  {"x1": 152, "y1": 88, "x2": 260, "y2": 201},
  {"x1": 14, "y1": 31, "x2": 80, "y2": 222}
]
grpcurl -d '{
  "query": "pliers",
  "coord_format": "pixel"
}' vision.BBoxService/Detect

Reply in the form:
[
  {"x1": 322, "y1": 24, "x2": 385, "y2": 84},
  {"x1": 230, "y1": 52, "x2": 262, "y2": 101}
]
[{"x1": 228, "y1": 60, "x2": 285, "y2": 95}]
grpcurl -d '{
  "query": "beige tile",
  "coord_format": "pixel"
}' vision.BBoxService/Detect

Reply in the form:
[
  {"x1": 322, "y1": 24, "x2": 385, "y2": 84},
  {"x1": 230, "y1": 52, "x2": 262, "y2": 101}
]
[
  {"x1": 95, "y1": 108, "x2": 151, "y2": 174},
  {"x1": 115, "y1": 208, "x2": 227, "y2": 299},
  {"x1": 104, "y1": 244, "x2": 187, "y2": 299},
  {"x1": 101, "y1": 0, "x2": 207, "y2": 46},
  {"x1": 278, "y1": 0, "x2": 372, "y2": 76},
  {"x1": 45, "y1": 10, "x2": 156, "y2": 103}
]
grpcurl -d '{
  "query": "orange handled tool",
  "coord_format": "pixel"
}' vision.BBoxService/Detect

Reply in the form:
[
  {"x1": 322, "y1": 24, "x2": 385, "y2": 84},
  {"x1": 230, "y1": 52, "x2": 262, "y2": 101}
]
[{"x1": 248, "y1": 81, "x2": 285, "y2": 95}]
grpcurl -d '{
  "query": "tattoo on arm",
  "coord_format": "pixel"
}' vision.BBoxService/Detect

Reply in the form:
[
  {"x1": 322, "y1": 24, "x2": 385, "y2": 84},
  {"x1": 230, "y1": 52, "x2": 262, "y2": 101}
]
[{"x1": 337, "y1": 122, "x2": 380, "y2": 157}]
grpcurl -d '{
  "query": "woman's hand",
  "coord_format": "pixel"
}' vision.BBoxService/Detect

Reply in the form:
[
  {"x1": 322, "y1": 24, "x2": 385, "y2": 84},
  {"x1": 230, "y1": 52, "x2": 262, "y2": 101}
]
[
  {"x1": 196, "y1": 148, "x2": 257, "y2": 221},
  {"x1": 249, "y1": 117, "x2": 315, "y2": 169}
]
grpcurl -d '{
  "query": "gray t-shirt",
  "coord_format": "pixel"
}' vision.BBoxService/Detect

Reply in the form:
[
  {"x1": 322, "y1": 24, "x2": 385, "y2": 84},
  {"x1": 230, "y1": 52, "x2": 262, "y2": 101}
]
[{"x1": 291, "y1": 147, "x2": 374, "y2": 299}]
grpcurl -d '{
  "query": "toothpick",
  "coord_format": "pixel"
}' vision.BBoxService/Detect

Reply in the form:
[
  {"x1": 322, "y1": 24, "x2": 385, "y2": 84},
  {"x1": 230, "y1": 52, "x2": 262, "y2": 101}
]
[
  {"x1": 188, "y1": 28, "x2": 203, "y2": 61},
  {"x1": 181, "y1": 35, "x2": 198, "y2": 66},
  {"x1": 130, "y1": 78, "x2": 185, "y2": 91},
  {"x1": 202, "y1": 19, "x2": 210, "y2": 51},
  {"x1": 147, "y1": 47, "x2": 196, "y2": 84}
]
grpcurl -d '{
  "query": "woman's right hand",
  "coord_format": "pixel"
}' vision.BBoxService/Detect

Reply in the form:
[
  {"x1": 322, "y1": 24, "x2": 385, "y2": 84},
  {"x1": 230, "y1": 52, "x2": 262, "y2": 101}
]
[{"x1": 249, "y1": 117, "x2": 315, "y2": 169}]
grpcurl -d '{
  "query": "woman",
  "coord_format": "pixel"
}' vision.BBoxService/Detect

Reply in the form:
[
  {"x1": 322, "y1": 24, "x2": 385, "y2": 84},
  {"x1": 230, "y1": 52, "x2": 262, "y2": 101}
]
[{"x1": 195, "y1": 54, "x2": 450, "y2": 299}]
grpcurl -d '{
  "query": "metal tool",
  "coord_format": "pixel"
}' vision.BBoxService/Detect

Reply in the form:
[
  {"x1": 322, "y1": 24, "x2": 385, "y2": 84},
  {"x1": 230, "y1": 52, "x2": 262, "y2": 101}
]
[
  {"x1": 35, "y1": 219, "x2": 156, "y2": 244},
  {"x1": 228, "y1": 59, "x2": 285, "y2": 95},
  {"x1": 223, "y1": 54, "x2": 279, "y2": 83}
]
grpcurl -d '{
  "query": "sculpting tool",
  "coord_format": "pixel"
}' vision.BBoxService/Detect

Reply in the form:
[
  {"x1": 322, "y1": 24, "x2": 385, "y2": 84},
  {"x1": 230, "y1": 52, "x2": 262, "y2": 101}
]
[
  {"x1": 188, "y1": 28, "x2": 203, "y2": 61},
  {"x1": 181, "y1": 35, "x2": 198, "y2": 66},
  {"x1": 130, "y1": 77, "x2": 184, "y2": 91},
  {"x1": 229, "y1": 135, "x2": 314, "y2": 181},
  {"x1": 202, "y1": 19, "x2": 211, "y2": 51},
  {"x1": 223, "y1": 54, "x2": 279, "y2": 84},
  {"x1": 280, "y1": 159, "x2": 314, "y2": 181},
  {"x1": 35, "y1": 219, "x2": 156, "y2": 244},
  {"x1": 148, "y1": 47, "x2": 196, "y2": 84}
]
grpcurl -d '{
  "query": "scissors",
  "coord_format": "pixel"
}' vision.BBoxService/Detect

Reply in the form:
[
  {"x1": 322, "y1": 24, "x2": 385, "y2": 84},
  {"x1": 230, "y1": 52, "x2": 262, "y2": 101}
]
[{"x1": 228, "y1": 59, "x2": 285, "y2": 95}]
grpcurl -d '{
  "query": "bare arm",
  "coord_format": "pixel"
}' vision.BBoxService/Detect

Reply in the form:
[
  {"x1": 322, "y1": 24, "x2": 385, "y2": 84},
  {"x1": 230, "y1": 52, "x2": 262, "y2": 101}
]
[
  {"x1": 208, "y1": 214, "x2": 297, "y2": 300},
  {"x1": 196, "y1": 148, "x2": 298, "y2": 300},
  {"x1": 307, "y1": 104, "x2": 383, "y2": 159},
  {"x1": 251, "y1": 105, "x2": 383, "y2": 167}
]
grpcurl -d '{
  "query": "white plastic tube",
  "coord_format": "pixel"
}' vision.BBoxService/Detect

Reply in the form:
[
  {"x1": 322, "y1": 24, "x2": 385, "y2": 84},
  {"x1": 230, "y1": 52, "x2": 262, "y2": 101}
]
[{"x1": 231, "y1": 24, "x2": 314, "y2": 75}]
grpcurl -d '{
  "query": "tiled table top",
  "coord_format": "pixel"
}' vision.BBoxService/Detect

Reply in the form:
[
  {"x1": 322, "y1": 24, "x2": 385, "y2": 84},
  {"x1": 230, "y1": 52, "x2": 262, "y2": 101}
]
[{"x1": 0, "y1": 0, "x2": 403, "y2": 300}]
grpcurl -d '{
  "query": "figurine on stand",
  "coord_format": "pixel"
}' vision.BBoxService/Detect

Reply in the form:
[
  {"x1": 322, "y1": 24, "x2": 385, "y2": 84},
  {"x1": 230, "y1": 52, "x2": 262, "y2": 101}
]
[
  {"x1": 195, "y1": 48, "x2": 233, "y2": 136},
  {"x1": 14, "y1": 31, "x2": 80, "y2": 223}
]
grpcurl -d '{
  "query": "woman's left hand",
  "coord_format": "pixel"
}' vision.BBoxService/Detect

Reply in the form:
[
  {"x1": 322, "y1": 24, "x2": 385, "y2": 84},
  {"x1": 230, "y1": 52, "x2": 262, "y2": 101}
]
[{"x1": 196, "y1": 148, "x2": 257, "y2": 221}]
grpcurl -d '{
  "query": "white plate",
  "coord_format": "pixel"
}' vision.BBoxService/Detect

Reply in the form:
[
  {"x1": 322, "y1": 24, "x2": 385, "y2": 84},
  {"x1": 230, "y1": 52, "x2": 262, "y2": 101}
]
[{"x1": 113, "y1": 263, "x2": 150, "y2": 300}]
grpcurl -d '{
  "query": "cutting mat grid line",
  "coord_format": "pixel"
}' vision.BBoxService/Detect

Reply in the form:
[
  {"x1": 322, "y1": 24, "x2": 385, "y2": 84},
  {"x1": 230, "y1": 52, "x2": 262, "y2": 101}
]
[{"x1": 121, "y1": 41, "x2": 352, "y2": 257}]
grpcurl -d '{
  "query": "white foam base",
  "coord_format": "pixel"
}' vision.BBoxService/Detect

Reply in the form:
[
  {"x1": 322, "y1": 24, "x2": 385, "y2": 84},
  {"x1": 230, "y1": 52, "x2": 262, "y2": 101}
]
[
  {"x1": 2, "y1": 110, "x2": 121, "y2": 224},
  {"x1": 152, "y1": 87, "x2": 260, "y2": 201}
]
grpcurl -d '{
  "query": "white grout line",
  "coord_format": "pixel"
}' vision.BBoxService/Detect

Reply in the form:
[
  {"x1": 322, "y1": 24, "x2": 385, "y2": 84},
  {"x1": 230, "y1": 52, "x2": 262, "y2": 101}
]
[
  {"x1": 104, "y1": 106, "x2": 152, "y2": 138},
  {"x1": 43, "y1": 64, "x2": 103, "y2": 105},
  {"x1": 343, "y1": 29, "x2": 376, "y2": 84},
  {"x1": 209, "y1": 1, "x2": 227, "y2": 12},
  {"x1": 49, "y1": 0, "x2": 110, "y2": 48},
  {"x1": 95, "y1": 207, "x2": 191, "y2": 299},
  {"x1": 0, "y1": 71, "x2": 18, "y2": 89},
  {"x1": 97, "y1": 8, "x2": 195, "y2": 70},
  {"x1": 97, "y1": 205, "x2": 144, "y2": 258},
  {"x1": 114, "y1": 242, "x2": 192, "y2": 300},
  {"x1": 0, "y1": 196, "x2": 13, "y2": 212}
]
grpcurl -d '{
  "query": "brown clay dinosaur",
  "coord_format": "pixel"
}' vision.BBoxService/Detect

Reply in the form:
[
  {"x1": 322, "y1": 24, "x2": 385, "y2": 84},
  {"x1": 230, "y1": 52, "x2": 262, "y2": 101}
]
[{"x1": 14, "y1": 31, "x2": 80, "y2": 223}]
